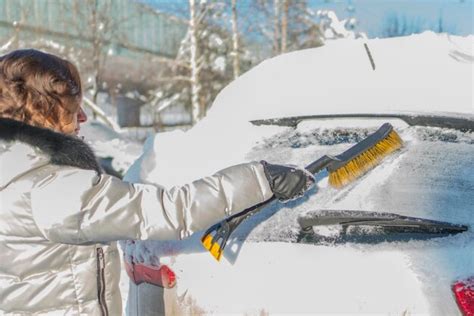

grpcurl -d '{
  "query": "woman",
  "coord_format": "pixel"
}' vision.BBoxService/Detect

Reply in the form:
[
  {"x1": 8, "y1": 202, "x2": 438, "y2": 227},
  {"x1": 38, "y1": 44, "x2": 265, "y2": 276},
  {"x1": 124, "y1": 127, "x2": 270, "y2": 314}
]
[{"x1": 0, "y1": 49, "x2": 314, "y2": 315}]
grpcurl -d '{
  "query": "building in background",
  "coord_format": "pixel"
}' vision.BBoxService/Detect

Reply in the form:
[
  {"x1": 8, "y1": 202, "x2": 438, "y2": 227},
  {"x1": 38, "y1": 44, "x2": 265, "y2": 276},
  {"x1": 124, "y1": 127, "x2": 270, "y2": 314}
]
[{"x1": 0, "y1": 0, "x2": 190, "y2": 128}]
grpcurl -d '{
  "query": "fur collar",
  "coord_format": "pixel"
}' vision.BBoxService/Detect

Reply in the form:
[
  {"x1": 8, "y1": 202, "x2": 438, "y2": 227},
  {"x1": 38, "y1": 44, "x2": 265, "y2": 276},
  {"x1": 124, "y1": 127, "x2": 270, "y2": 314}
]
[{"x1": 0, "y1": 118, "x2": 102, "y2": 174}]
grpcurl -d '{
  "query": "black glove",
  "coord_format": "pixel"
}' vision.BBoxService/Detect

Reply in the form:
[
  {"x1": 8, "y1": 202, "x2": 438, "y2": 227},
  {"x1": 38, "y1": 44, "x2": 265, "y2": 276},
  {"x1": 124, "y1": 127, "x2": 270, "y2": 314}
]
[{"x1": 261, "y1": 160, "x2": 315, "y2": 202}]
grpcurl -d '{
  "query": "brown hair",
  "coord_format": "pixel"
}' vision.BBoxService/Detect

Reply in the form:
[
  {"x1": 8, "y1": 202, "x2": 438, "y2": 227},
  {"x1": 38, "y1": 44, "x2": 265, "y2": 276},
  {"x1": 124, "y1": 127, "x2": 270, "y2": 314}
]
[{"x1": 0, "y1": 49, "x2": 82, "y2": 133}]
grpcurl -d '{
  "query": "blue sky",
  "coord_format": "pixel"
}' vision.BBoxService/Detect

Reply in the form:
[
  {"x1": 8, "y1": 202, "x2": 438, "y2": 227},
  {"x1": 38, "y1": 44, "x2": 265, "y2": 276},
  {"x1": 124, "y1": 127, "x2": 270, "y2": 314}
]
[
  {"x1": 143, "y1": 0, "x2": 473, "y2": 38},
  {"x1": 311, "y1": 0, "x2": 473, "y2": 37}
]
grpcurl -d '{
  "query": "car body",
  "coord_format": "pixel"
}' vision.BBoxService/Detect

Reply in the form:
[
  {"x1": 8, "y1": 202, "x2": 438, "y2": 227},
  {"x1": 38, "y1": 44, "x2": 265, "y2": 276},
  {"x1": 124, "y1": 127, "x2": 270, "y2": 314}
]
[{"x1": 123, "y1": 32, "x2": 473, "y2": 315}]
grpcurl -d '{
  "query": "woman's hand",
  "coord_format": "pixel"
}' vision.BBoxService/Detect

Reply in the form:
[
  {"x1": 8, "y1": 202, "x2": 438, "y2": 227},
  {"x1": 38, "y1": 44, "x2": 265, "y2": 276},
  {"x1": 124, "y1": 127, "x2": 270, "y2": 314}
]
[{"x1": 260, "y1": 160, "x2": 315, "y2": 202}]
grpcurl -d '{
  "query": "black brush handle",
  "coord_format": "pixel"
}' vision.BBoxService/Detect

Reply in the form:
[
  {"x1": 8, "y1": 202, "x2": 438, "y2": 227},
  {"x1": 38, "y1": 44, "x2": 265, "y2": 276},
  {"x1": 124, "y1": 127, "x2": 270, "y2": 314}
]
[
  {"x1": 306, "y1": 155, "x2": 334, "y2": 174},
  {"x1": 204, "y1": 155, "x2": 334, "y2": 248},
  {"x1": 225, "y1": 155, "x2": 333, "y2": 226}
]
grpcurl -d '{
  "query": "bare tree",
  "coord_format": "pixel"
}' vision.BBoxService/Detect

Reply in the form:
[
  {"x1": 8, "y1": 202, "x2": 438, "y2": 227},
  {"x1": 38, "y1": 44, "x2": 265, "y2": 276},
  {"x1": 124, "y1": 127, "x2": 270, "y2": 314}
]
[
  {"x1": 251, "y1": 0, "x2": 324, "y2": 57},
  {"x1": 89, "y1": 0, "x2": 104, "y2": 105},
  {"x1": 58, "y1": 0, "x2": 136, "y2": 107},
  {"x1": 0, "y1": 3, "x2": 35, "y2": 51},
  {"x1": 382, "y1": 13, "x2": 423, "y2": 38},
  {"x1": 189, "y1": 0, "x2": 202, "y2": 124},
  {"x1": 147, "y1": 1, "x2": 240, "y2": 126},
  {"x1": 230, "y1": 0, "x2": 241, "y2": 79},
  {"x1": 273, "y1": 0, "x2": 281, "y2": 55},
  {"x1": 281, "y1": 0, "x2": 289, "y2": 53}
]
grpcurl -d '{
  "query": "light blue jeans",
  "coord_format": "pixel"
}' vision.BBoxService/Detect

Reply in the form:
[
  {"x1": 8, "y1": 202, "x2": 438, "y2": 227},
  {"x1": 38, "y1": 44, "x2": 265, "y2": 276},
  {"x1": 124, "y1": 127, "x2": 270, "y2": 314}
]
[{"x1": 126, "y1": 281, "x2": 165, "y2": 316}]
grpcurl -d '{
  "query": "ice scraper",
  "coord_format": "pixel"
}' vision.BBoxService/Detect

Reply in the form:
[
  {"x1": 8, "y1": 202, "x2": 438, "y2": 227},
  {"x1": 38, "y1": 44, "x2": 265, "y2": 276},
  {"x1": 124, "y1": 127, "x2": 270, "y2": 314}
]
[{"x1": 202, "y1": 122, "x2": 403, "y2": 261}]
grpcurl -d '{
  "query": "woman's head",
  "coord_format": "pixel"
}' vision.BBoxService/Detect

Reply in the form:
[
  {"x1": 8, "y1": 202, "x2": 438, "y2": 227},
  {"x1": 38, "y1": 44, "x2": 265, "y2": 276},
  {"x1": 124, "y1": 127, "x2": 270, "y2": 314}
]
[{"x1": 0, "y1": 49, "x2": 87, "y2": 135}]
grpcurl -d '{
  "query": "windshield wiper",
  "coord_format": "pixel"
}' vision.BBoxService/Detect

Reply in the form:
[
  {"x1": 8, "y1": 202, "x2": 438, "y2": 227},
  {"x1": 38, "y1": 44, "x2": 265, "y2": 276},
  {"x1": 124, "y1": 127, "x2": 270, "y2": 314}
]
[{"x1": 297, "y1": 210, "x2": 468, "y2": 244}]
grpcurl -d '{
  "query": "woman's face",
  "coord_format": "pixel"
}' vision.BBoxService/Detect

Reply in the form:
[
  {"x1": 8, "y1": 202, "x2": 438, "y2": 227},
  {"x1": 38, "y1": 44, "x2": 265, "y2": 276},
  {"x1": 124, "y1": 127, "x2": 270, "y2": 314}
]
[
  {"x1": 74, "y1": 106, "x2": 88, "y2": 135},
  {"x1": 63, "y1": 106, "x2": 87, "y2": 135}
]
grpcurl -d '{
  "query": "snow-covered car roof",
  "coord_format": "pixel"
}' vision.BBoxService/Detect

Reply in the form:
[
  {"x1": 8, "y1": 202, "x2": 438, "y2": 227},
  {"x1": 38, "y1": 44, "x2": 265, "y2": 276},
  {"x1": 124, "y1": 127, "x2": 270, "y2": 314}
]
[
  {"x1": 207, "y1": 31, "x2": 473, "y2": 123},
  {"x1": 127, "y1": 32, "x2": 472, "y2": 188}
]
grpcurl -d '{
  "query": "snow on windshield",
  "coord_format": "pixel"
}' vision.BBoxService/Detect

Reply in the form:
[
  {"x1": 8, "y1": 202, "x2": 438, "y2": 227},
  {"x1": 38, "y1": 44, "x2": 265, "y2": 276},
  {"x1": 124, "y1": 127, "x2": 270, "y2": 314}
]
[{"x1": 240, "y1": 123, "x2": 474, "y2": 243}]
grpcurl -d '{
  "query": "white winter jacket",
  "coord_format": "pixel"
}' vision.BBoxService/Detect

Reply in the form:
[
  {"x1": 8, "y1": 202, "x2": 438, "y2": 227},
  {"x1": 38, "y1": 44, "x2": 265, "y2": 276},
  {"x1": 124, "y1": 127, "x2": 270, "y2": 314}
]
[{"x1": 0, "y1": 118, "x2": 273, "y2": 315}]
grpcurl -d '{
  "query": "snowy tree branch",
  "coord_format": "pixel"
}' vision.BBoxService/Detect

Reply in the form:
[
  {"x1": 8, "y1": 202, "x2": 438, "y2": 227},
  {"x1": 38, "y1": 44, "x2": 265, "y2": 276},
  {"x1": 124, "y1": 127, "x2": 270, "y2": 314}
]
[{"x1": 82, "y1": 96, "x2": 121, "y2": 132}]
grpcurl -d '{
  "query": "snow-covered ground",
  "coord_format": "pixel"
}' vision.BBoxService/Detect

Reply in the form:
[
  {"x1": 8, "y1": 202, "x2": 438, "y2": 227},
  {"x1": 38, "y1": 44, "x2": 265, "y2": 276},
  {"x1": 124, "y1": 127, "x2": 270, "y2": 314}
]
[
  {"x1": 100, "y1": 32, "x2": 473, "y2": 314},
  {"x1": 79, "y1": 120, "x2": 144, "y2": 175}
]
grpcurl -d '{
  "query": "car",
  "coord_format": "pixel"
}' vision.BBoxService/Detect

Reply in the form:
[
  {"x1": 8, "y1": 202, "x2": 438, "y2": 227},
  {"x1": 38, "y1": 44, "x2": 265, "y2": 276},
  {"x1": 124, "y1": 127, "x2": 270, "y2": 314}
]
[{"x1": 121, "y1": 32, "x2": 473, "y2": 315}]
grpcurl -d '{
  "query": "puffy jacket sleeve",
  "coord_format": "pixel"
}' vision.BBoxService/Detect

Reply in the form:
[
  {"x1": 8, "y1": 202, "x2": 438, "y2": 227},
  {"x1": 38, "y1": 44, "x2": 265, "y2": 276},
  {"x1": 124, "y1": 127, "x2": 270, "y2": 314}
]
[{"x1": 30, "y1": 162, "x2": 273, "y2": 244}]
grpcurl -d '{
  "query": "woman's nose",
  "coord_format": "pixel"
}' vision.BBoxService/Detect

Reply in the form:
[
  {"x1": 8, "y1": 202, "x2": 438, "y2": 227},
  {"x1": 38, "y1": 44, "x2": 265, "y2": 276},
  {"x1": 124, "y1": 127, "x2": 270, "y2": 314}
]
[{"x1": 78, "y1": 107, "x2": 88, "y2": 123}]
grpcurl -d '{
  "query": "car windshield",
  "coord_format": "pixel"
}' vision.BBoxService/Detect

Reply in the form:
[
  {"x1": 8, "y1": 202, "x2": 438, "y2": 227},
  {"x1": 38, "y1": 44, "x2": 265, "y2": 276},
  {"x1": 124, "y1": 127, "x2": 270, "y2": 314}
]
[{"x1": 236, "y1": 120, "x2": 474, "y2": 244}]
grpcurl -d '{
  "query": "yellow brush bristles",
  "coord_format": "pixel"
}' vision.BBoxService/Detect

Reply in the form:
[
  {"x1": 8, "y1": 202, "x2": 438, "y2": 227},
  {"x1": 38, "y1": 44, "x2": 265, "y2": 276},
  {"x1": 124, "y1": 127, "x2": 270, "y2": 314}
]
[
  {"x1": 328, "y1": 130, "x2": 403, "y2": 188},
  {"x1": 201, "y1": 235, "x2": 223, "y2": 261}
]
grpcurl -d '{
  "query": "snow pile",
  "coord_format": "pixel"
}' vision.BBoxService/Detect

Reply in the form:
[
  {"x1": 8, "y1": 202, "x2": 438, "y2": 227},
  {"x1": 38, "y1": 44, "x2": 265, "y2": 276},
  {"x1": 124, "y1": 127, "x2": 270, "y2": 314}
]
[{"x1": 121, "y1": 32, "x2": 473, "y2": 314}]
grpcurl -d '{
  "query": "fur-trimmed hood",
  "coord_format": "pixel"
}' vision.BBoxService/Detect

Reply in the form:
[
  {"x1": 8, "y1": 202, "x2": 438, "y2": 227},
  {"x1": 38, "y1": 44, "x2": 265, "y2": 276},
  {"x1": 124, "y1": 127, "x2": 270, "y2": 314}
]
[{"x1": 0, "y1": 118, "x2": 101, "y2": 188}]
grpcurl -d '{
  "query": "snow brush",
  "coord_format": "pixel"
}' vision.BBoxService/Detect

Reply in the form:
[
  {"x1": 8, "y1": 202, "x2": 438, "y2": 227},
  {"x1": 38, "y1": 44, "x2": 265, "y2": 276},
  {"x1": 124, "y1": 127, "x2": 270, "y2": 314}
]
[{"x1": 201, "y1": 123, "x2": 403, "y2": 261}]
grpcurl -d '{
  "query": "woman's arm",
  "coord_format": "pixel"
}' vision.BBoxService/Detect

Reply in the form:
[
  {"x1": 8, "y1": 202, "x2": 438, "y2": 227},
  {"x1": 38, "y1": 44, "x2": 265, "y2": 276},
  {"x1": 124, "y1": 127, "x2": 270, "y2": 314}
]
[{"x1": 30, "y1": 162, "x2": 273, "y2": 244}]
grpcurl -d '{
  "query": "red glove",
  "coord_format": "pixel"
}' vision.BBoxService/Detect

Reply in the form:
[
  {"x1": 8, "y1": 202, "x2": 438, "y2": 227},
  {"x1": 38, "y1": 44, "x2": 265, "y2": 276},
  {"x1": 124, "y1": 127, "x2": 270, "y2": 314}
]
[{"x1": 125, "y1": 260, "x2": 176, "y2": 289}]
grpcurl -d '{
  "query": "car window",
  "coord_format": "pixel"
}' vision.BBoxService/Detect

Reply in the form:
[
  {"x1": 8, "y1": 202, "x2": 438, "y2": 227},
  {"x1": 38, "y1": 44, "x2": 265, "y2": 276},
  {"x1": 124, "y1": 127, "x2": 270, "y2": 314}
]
[{"x1": 239, "y1": 123, "x2": 474, "y2": 243}]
